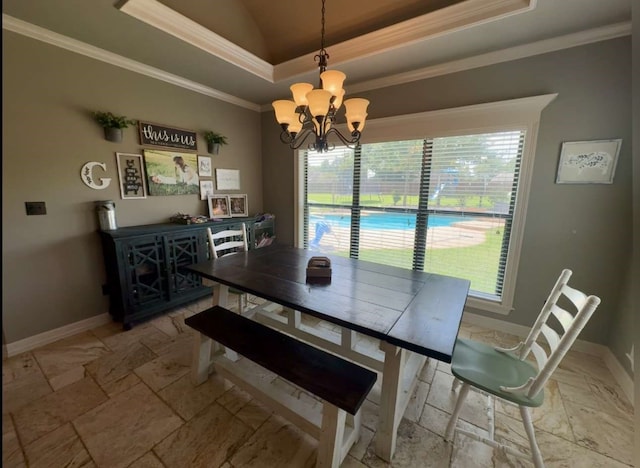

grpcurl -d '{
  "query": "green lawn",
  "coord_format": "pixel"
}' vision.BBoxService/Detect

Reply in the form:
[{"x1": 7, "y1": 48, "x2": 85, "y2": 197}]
[{"x1": 331, "y1": 230, "x2": 502, "y2": 295}]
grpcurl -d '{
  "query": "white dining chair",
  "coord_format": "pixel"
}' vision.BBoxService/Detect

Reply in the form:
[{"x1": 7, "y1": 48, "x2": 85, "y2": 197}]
[
  {"x1": 444, "y1": 269, "x2": 601, "y2": 467},
  {"x1": 206, "y1": 223, "x2": 248, "y2": 312}
]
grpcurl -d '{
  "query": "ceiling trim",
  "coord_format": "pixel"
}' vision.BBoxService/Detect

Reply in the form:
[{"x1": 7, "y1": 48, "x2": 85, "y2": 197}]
[
  {"x1": 118, "y1": 0, "x2": 274, "y2": 82},
  {"x1": 350, "y1": 21, "x2": 632, "y2": 95},
  {"x1": 2, "y1": 14, "x2": 261, "y2": 112},
  {"x1": 118, "y1": 0, "x2": 534, "y2": 83},
  {"x1": 274, "y1": 0, "x2": 535, "y2": 81}
]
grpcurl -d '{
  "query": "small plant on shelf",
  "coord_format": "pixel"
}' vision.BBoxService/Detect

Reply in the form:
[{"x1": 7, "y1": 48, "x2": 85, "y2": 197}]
[
  {"x1": 204, "y1": 131, "x2": 228, "y2": 154},
  {"x1": 93, "y1": 111, "x2": 137, "y2": 142}
]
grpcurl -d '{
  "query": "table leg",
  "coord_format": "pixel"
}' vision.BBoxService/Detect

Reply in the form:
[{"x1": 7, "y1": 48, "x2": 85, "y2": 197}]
[{"x1": 375, "y1": 341, "x2": 406, "y2": 462}]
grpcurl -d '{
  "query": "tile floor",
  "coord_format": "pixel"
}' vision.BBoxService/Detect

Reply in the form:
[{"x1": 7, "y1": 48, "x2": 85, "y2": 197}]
[{"x1": 2, "y1": 296, "x2": 634, "y2": 467}]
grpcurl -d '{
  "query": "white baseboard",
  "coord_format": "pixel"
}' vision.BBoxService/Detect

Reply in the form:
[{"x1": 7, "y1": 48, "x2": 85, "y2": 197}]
[
  {"x1": 462, "y1": 312, "x2": 634, "y2": 405},
  {"x1": 4, "y1": 313, "x2": 112, "y2": 358}
]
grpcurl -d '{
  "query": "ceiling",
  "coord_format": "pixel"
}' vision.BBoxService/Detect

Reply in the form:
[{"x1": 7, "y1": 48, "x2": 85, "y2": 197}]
[{"x1": 2, "y1": 0, "x2": 631, "y2": 109}]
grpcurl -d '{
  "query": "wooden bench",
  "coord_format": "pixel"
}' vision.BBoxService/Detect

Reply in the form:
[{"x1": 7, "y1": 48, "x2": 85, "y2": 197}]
[{"x1": 185, "y1": 306, "x2": 377, "y2": 467}]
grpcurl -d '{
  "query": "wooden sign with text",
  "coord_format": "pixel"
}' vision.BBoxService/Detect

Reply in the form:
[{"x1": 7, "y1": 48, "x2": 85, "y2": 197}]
[{"x1": 138, "y1": 121, "x2": 198, "y2": 151}]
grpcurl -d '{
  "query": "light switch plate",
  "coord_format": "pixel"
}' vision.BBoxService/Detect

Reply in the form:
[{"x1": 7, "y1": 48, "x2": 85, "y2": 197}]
[{"x1": 25, "y1": 201, "x2": 47, "y2": 215}]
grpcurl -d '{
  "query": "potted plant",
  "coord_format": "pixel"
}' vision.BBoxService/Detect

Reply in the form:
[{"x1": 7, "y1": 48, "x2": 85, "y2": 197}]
[
  {"x1": 93, "y1": 111, "x2": 137, "y2": 142},
  {"x1": 204, "y1": 131, "x2": 228, "y2": 154}
]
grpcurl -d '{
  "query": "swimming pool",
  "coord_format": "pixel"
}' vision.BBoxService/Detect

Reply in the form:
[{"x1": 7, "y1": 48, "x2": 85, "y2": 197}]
[{"x1": 310, "y1": 212, "x2": 473, "y2": 230}]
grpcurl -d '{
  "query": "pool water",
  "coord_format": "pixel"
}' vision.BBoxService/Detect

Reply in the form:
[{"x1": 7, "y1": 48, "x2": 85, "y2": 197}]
[{"x1": 310, "y1": 212, "x2": 472, "y2": 230}]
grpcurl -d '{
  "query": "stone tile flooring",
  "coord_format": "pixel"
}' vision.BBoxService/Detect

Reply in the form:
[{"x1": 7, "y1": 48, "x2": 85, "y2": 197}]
[{"x1": 2, "y1": 296, "x2": 634, "y2": 467}]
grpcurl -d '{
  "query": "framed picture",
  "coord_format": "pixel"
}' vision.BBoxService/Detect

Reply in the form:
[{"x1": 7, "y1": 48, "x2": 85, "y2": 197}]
[
  {"x1": 556, "y1": 139, "x2": 622, "y2": 184},
  {"x1": 208, "y1": 194, "x2": 231, "y2": 218},
  {"x1": 216, "y1": 168, "x2": 240, "y2": 190},
  {"x1": 143, "y1": 149, "x2": 199, "y2": 196},
  {"x1": 229, "y1": 194, "x2": 248, "y2": 217},
  {"x1": 199, "y1": 180, "x2": 214, "y2": 201},
  {"x1": 115, "y1": 153, "x2": 147, "y2": 199},
  {"x1": 197, "y1": 155, "x2": 212, "y2": 177}
]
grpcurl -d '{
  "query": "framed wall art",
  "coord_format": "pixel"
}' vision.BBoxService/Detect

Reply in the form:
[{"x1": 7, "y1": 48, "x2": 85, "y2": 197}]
[
  {"x1": 197, "y1": 155, "x2": 212, "y2": 177},
  {"x1": 556, "y1": 139, "x2": 622, "y2": 184},
  {"x1": 208, "y1": 194, "x2": 231, "y2": 218},
  {"x1": 115, "y1": 153, "x2": 146, "y2": 199},
  {"x1": 199, "y1": 180, "x2": 214, "y2": 201},
  {"x1": 138, "y1": 121, "x2": 197, "y2": 151},
  {"x1": 229, "y1": 194, "x2": 248, "y2": 217},
  {"x1": 215, "y1": 168, "x2": 240, "y2": 190},
  {"x1": 143, "y1": 149, "x2": 199, "y2": 196}
]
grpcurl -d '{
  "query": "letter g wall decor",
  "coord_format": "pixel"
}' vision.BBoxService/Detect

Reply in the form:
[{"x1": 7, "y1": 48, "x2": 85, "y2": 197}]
[{"x1": 81, "y1": 161, "x2": 112, "y2": 190}]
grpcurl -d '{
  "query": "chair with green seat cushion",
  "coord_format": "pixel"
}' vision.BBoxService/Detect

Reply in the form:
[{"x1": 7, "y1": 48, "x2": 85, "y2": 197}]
[
  {"x1": 206, "y1": 224, "x2": 249, "y2": 312},
  {"x1": 445, "y1": 269, "x2": 601, "y2": 468}
]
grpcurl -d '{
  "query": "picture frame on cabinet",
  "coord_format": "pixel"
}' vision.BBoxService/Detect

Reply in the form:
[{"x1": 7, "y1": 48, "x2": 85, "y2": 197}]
[
  {"x1": 229, "y1": 194, "x2": 248, "y2": 217},
  {"x1": 208, "y1": 194, "x2": 231, "y2": 218}
]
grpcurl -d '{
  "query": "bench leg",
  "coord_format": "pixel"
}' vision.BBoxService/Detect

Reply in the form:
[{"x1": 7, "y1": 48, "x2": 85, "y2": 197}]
[
  {"x1": 375, "y1": 342, "x2": 406, "y2": 462},
  {"x1": 191, "y1": 331, "x2": 212, "y2": 385},
  {"x1": 317, "y1": 403, "x2": 346, "y2": 468}
]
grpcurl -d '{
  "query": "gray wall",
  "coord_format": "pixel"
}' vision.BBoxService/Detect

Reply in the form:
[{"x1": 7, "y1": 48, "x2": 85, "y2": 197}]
[
  {"x1": 262, "y1": 37, "x2": 633, "y2": 373},
  {"x1": 2, "y1": 31, "x2": 263, "y2": 343}
]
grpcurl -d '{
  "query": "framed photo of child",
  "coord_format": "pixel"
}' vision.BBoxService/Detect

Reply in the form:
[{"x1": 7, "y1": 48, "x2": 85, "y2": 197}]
[
  {"x1": 229, "y1": 194, "x2": 248, "y2": 217},
  {"x1": 207, "y1": 195, "x2": 231, "y2": 218}
]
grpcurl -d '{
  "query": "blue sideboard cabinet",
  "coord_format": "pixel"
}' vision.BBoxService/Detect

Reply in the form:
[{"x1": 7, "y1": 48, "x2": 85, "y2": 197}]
[{"x1": 99, "y1": 217, "x2": 275, "y2": 329}]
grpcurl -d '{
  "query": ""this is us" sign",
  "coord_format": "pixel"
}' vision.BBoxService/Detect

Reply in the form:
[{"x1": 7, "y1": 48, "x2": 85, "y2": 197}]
[{"x1": 138, "y1": 121, "x2": 197, "y2": 151}]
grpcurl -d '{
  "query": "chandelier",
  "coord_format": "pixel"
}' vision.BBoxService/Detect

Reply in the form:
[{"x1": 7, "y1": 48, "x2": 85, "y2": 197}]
[{"x1": 272, "y1": 0, "x2": 369, "y2": 152}]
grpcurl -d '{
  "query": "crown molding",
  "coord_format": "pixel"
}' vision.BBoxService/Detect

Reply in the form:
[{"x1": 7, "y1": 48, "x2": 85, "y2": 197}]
[
  {"x1": 349, "y1": 21, "x2": 632, "y2": 94},
  {"x1": 273, "y1": 0, "x2": 534, "y2": 81},
  {"x1": 2, "y1": 14, "x2": 261, "y2": 112},
  {"x1": 118, "y1": 0, "x2": 273, "y2": 82},
  {"x1": 118, "y1": 0, "x2": 533, "y2": 83}
]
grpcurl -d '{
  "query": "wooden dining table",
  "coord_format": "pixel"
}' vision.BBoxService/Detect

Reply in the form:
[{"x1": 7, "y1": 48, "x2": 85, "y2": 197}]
[{"x1": 185, "y1": 244, "x2": 470, "y2": 462}]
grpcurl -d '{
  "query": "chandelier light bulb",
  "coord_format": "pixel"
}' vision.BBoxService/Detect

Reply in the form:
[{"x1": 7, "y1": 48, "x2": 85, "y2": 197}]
[
  {"x1": 272, "y1": 100, "x2": 298, "y2": 125},
  {"x1": 320, "y1": 70, "x2": 346, "y2": 96},
  {"x1": 306, "y1": 89, "x2": 332, "y2": 118},
  {"x1": 290, "y1": 83, "x2": 314, "y2": 107}
]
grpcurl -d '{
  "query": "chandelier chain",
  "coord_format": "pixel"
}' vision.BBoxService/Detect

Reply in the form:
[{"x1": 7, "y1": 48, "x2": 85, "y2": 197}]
[{"x1": 315, "y1": 0, "x2": 329, "y2": 74}]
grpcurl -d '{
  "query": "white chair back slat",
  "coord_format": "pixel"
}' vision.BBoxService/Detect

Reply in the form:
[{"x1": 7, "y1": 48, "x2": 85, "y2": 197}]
[
  {"x1": 519, "y1": 269, "x2": 572, "y2": 359},
  {"x1": 215, "y1": 240, "x2": 246, "y2": 256},
  {"x1": 207, "y1": 224, "x2": 248, "y2": 259},
  {"x1": 549, "y1": 304, "x2": 574, "y2": 332},
  {"x1": 540, "y1": 323, "x2": 560, "y2": 353},
  {"x1": 560, "y1": 284, "x2": 587, "y2": 309},
  {"x1": 529, "y1": 342, "x2": 548, "y2": 370},
  {"x1": 527, "y1": 294, "x2": 601, "y2": 397}
]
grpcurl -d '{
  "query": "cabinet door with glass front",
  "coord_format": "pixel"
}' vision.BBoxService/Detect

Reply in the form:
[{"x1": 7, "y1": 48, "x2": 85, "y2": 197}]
[
  {"x1": 120, "y1": 235, "x2": 168, "y2": 312},
  {"x1": 164, "y1": 230, "x2": 206, "y2": 299}
]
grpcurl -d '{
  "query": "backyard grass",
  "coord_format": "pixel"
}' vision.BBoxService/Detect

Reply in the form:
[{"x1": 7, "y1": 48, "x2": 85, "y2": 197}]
[{"x1": 331, "y1": 229, "x2": 502, "y2": 295}]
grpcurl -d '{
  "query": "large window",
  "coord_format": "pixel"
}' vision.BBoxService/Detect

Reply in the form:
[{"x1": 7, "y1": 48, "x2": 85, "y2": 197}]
[{"x1": 296, "y1": 95, "x2": 556, "y2": 314}]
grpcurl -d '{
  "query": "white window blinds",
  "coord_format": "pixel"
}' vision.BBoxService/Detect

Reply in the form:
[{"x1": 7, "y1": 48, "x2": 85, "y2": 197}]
[{"x1": 303, "y1": 130, "x2": 525, "y2": 301}]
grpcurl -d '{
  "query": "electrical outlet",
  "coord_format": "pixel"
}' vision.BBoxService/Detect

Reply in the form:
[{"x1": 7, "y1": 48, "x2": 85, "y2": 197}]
[{"x1": 25, "y1": 201, "x2": 47, "y2": 216}]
